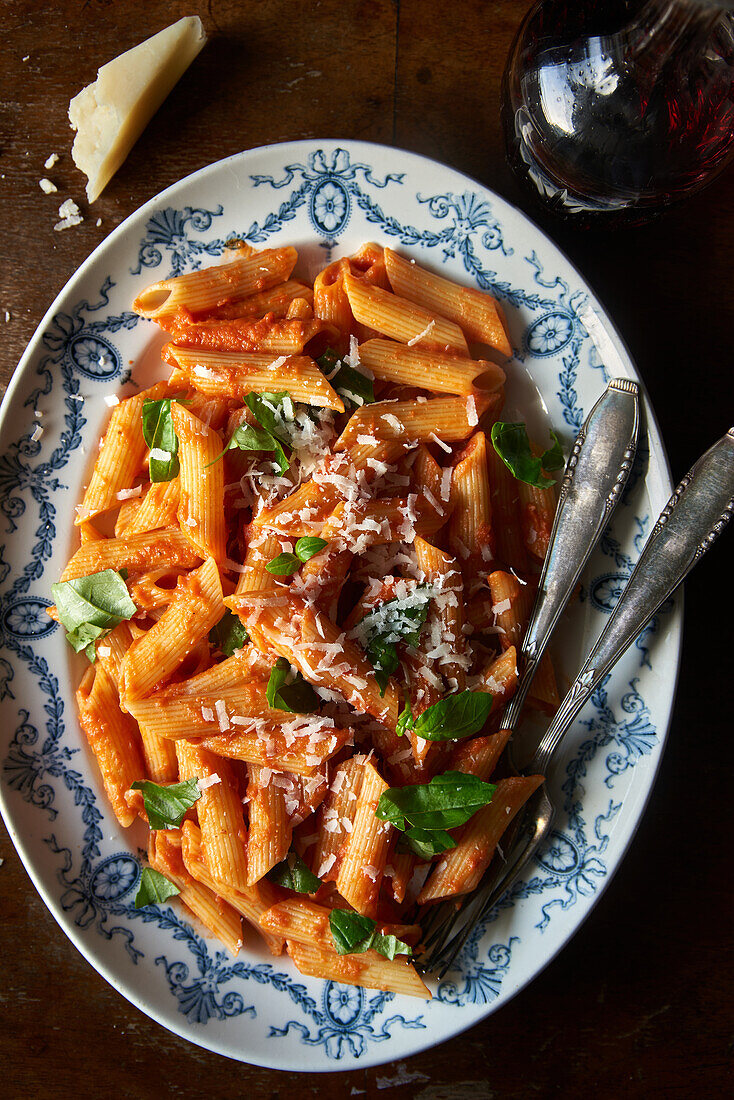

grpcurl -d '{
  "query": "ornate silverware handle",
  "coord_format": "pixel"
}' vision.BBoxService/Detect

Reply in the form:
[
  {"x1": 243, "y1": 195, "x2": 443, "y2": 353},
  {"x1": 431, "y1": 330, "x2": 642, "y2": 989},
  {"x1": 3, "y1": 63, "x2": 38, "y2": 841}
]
[
  {"x1": 502, "y1": 378, "x2": 640, "y2": 730},
  {"x1": 529, "y1": 427, "x2": 734, "y2": 771}
]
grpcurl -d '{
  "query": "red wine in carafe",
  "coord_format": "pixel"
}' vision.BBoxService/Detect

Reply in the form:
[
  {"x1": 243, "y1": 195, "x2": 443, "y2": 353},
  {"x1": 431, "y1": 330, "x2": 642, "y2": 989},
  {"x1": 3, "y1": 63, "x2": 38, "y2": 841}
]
[{"x1": 501, "y1": 0, "x2": 734, "y2": 226}]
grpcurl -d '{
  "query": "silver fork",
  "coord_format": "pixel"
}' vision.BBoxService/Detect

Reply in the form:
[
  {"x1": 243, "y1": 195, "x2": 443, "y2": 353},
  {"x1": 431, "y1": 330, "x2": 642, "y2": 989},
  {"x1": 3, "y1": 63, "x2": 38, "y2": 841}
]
[
  {"x1": 417, "y1": 376, "x2": 641, "y2": 961},
  {"x1": 420, "y1": 426, "x2": 734, "y2": 977}
]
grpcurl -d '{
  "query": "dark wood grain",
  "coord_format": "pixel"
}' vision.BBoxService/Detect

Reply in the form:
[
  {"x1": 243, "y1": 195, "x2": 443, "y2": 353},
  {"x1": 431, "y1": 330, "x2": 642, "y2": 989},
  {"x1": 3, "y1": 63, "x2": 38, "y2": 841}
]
[{"x1": 1, "y1": 2, "x2": 732, "y2": 1097}]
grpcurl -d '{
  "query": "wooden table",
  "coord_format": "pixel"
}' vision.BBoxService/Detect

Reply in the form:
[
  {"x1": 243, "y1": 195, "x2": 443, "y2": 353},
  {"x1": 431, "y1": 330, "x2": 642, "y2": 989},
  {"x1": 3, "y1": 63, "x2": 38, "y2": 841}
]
[{"x1": 2, "y1": 2, "x2": 732, "y2": 1096}]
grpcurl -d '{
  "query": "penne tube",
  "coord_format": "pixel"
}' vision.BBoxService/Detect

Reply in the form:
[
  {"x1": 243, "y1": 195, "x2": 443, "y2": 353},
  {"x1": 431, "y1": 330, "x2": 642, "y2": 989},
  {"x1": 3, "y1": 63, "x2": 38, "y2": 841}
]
[
  {"x1": 387, "y1": 848, "x2": 419, "y2": 906},
  {"x1": 478, "y1": 646, "x2": 519, "y2": 714},
  {"x1": 171, "y1": 403, "x2": 227, "y2": 563},
  {"x1": 120, "y1": 557, "x2": 225, "y2": 702},
  {"x1": 167, "y1": 316, "x2": 332, "y2": 355},
  {"x1": 487, "y1": 571, "x2": 535, "y2": 652},
  {"x1": 527, "y1": 650, "x2": 561, "y2": 715},
  {"x1": 414, "y1": 536, "x2": 467, "y2": 693},
  {"x1": 165, "y1": 346, "x2": 344, "y2": 412},
  {"x1": 335, "y1": 392, "x2": 501, "y2": 450},
  {"x1": 181, "y1": 821, "x2": 284, "y2": 955},
  {"x1": 449, "y1": 431, "x2": 495, "y2": 570},
  {"x1": 418, "y1": 775, "x2": 544, "y2": 902},
  {"x1": 76, "y1": 382, "x2": 168, "y2": 525},
  {"x1": 114, "y1": 494, "x2": 144, "y2": 537},
  {"x1": 519, "y1": 479, "x2": 557, "y2": 564},
  {"x1": 312, "y1": 758, "x2": 365, "y2": 881},
  {"x1": 76, "y1": 661, "x2": 146, "y2": 828},
  {"x1": 133, "y1": 247, "x2": 298, "y2": 319},
  {"x1": 358, "y1": 338, "x2": 506, "y2": 395},
  {"x1": 259, "y1": 897, "x2": 334, "y2": 949},
  {"x1": 313, "y1": 258, "x2": 353, "y2": 353},
  {"x1": 286, "y1": 940, "x2": 431, "y2": 999},
  {"x1": 448, "y1": 727, "x2": 512, "y2": 780},
  {"x1": 235, "y1": 529, "x2": 282, "y2": 594},
  {"x1": 175, "y1": 742, "x2": 249, "y2": 892},
  {"x1": 123, "y1": 477, "x2": 181, "y2": 537},
  {"x1": 486, "y1": 438, "x2": 528, "y2": 571},
  {"x1": 60, "y1": 527, "x2": 202, "y2": 581},
  {"x1": 246, "y1": 764, "x2": 293, "y2": 885},
  {"x1": 335, "y1": 760, "x2": 391, "y2": 918},
  {"x1": 148, "y1": 831, "x2": 243, "y2": 956},
  {"x1": 384, "y1": 247, "x2": 511, "y2": 356},
  {"x1": 191, "y1": 280, "x2": 313, "y2": 323},
  {"x1": 343, "y1": 273, "x2": 469, "y2": 354}
]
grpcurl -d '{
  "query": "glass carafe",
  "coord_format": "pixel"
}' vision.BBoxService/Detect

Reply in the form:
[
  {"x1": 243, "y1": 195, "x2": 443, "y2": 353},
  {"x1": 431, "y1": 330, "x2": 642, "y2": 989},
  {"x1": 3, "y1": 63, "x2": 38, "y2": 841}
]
[{"x1": 501, "y1": 0, "x2": 734, "y2": 226}]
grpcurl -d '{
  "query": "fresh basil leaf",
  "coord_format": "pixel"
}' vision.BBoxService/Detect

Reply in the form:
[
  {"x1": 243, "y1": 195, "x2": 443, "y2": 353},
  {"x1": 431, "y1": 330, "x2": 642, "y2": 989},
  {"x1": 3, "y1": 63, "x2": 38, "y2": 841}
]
[
  {"x1": 223, "y1": 423, "x2": 290, "y2": 475},
  {"x1": 355, "y1": 588, "x2": 431, "y2": 690},
  {"x1": 491, "y1": 422, "x2": 564, "y2": 489},
  {"x1": 266, "y1": 657, "x2": 319, "y2": 713},
  {"x1": 209, "y1": 610, "x2": 249, "y2": 657},
  {"x1": 265, "y1": 552, "x2": 301, "y2": 576},
  {"x1": 401, "y1": 827, "x2": 457, "y2": 860},
  {"x1": 317, "y1": 348, "x2": 375, "y2": 409},
  {"x1": 376, "y1": 771, "x2": 497, "y2": 832},
  {"x1": 52, "y1": 569, "x2": 136, "y2": 660},
  {"x1": 295, "y1": 536, "x2": 327, "y2": 562},
  {"x1": 135, "y1": 867, "x2": 180, "y2": 908},
  {"x1": 130, "y1": 778, "x2": 201, "y2": 831},
  {"x1": 413, "y1": 690, "x2": 493, "y2": 742},
  {"x1": 142, "y1": 397, "x2": 181, "y2": 482},
  {"x1": 268, "y1": 850, "x2": 322, "y2": 894},
  {"x1": 396, "y1": 698, "x2": 414, "y2": 738},
  {"x1": 365, "y1": 635, "x2": 399, "y2": 698},
  {"x1": 329, "y1": 910, "x2": 412, "y2": 960},
  {"x1": 243, "y1": 391, "x2": 292, "y2": 442}
]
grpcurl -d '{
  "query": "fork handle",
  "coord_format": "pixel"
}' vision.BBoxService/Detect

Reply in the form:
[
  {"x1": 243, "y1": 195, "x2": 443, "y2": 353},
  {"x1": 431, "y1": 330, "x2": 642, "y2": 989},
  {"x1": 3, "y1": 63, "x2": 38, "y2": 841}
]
[
  {"x1": 528, "y1": 427, "x2": 734, "y2": 773},
  {"x1": 502, "y1": 378, "x2": 640, "y2": 730}
]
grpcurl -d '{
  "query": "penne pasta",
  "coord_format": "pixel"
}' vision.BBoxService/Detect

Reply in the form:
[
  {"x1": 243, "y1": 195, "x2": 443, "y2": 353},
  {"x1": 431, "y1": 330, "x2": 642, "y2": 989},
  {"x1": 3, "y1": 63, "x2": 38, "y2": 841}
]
[
  {"x1": 133, "y1": 247, "x2": 298, "y2": 319},
  {"x1": 171, "y1": 402, "x2": 227, "y2": 563},
  {"x1": 343, "y1": 272, "x2": 469, "y2": 354},
  {"x1": 335, "y1": 392, "x2": 502, "y2": 450},
  {"x1": 358, "y1": 338, "x2": 506, "y2": 395},
  {"x1": 165, "y1": 346, "x2": 345, "y2": 412},
  {"x1": 384, "y1": 246, "x2": 512, "y2": 355}
]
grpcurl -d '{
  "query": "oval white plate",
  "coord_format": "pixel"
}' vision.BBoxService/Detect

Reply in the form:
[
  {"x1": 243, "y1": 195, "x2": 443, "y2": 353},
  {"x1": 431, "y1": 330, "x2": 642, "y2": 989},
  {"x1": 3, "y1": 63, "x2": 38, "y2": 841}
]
[{"x1": 0, "y1": 140, "x2": 680, "y2": 1071}]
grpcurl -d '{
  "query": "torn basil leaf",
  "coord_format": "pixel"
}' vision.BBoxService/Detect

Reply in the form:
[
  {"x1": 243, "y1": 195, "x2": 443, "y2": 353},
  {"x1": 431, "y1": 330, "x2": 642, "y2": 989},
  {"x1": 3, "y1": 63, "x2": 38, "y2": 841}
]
[
  {"x1": 266, "y1": 537, "x2": 328, "y2": 576},
  {"x1": 490, "y1": 421, "x2": 564, "y2": 489},
  {"x1": 135, "y1": 867, "x2": 180, "y2": 908},
  {"x1": 329, "y1": 909, "x2": 412, "y2": 960},
  {"x1": 224, "y1": 422, "x2": 290, "y2": 475},
  {"x1": 142, "y1": 397, "x2": 181, "y2": 482},
  {"x1": 268, "y1": 850, "x2": 322, "y2": 894},
  {"x1": 400, "y1": 826, "x2": 457, "y2": 860},
  {"x1": 209, "y1": 610, "x2": 249, "y2": 657},
  {"x1": 294, "y1": 536, "x2": 327, "y2": 562},
  {"x1": 52, "y1": 569, "x2": 136, "y2": 661},
  {"x1": 376, "y1": 771, "x2": 497, "y2": 833},
  {"x1": 266, "y1": 657, "x2": 319, "y2": 713},
  {"x1": 317, "y1": 348, "x2": 375, "y2": 409},
  {"x1": 130, "y1": 778, "x2": 201, "y2": 831},
  {"x1": 355, "y1": 588, "x2": 432, "y2": 696},
  {"x1": 265, "y1": 552, "x2": 301, "y2": 576},
  {"x1": 410, "y1": 690, "x2": 493, "y2": 741}
]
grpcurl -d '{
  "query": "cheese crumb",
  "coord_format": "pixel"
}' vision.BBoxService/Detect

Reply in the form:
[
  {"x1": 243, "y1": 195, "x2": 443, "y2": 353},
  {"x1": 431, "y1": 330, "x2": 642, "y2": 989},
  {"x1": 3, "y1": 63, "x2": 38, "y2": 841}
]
[
  {"x1": 103, "y1": 393, "x2": 120, "y2": 407},
  {"x1": 44, "y1": 153, "x2": 60, "y2": 169},
  {"x1": 54, "y1": 198, "x2": 84, "y2": 231},
  {"x1": 39, "y1": 178, "x2": 58, "y2": 194},
  {"x1": 407, "y1": 319, "x2": 435, "y2": 346},
  {"x1": 198, "y1": 773, "x2": 222, "y2": 791}
]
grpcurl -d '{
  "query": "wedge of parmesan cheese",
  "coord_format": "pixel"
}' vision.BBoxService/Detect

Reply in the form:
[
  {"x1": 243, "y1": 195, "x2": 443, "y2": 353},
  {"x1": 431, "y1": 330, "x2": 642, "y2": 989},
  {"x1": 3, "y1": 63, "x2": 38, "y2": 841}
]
[{"x1": 68, "y1": 16, "x2": 207, "y2": 202}]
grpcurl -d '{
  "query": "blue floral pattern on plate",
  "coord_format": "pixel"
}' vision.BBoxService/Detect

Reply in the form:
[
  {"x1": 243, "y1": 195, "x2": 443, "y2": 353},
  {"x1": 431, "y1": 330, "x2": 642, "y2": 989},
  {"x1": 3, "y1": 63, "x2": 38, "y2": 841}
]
[{"x1": 0, "y1": 142, "x2": 680, "y2": 1071}]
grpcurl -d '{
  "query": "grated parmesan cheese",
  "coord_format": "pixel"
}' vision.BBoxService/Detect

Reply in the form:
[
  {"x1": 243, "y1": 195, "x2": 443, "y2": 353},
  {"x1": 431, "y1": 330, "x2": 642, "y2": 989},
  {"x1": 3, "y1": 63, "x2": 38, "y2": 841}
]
[
  {"x1": 407, "y1": 319, "x2": 435, "y2": 346},
  {"x1": 39, "y1": 178, "x2": 58, "y2": 194},
  {"x1": 198, "y1": 773, "x2": 222, "y2": 791},
  {"x1": 116, "y1": 485, "x2": 142, "y2": 501},
  {"x1": 54, "y1": 198, "x2": 84, "y2": 231},
  {"x1": 466, "y1": 394, "x2": 478, "y2": 426}
]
